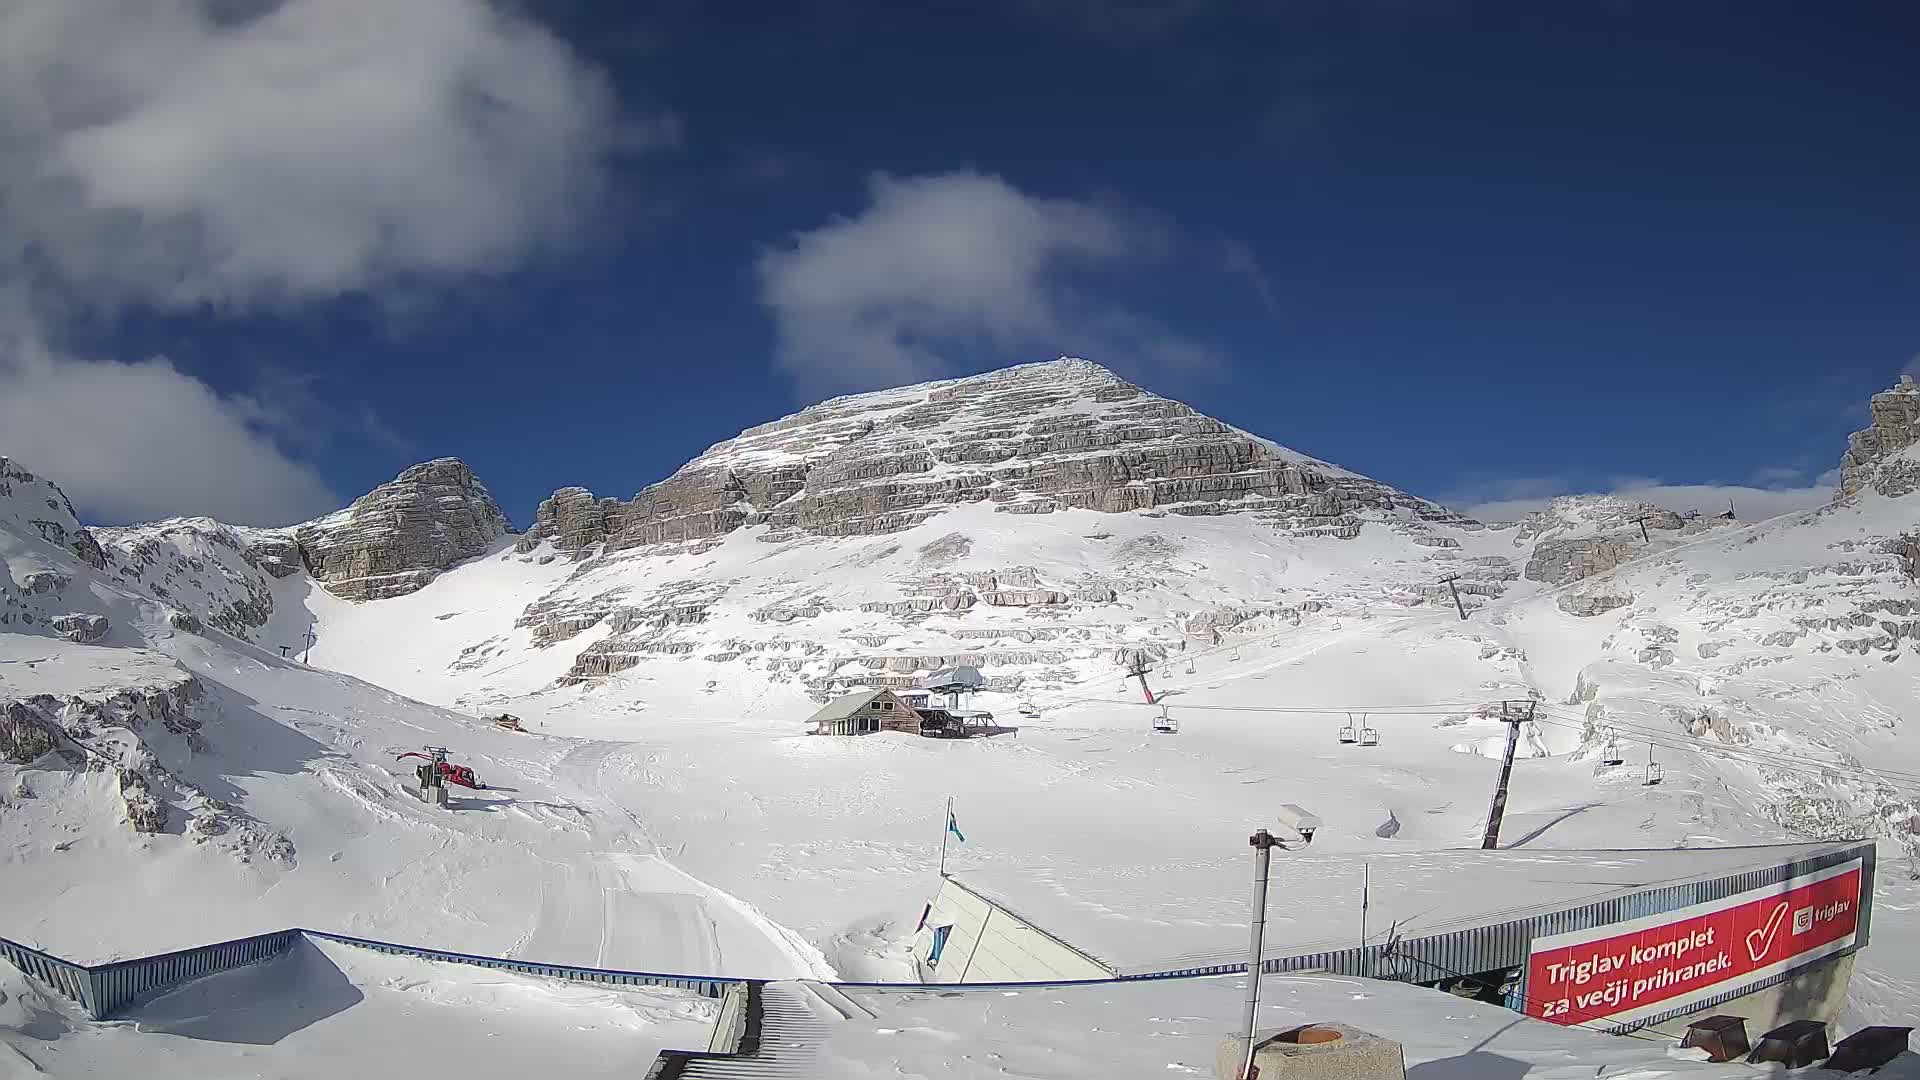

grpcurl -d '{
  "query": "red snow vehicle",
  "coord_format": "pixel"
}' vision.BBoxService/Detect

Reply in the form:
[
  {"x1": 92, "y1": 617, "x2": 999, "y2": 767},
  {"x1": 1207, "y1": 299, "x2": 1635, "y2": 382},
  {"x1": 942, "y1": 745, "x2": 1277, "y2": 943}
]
[{"x1": 396, "y1": 749, "x2": 485, "y2": 789}]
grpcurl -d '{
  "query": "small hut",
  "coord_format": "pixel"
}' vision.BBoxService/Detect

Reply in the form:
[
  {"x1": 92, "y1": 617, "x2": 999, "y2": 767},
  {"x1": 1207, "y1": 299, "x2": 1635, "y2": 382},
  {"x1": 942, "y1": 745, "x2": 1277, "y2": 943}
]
[{"x1": 807, "y1": 689, "x2": 925, "y2": 736}]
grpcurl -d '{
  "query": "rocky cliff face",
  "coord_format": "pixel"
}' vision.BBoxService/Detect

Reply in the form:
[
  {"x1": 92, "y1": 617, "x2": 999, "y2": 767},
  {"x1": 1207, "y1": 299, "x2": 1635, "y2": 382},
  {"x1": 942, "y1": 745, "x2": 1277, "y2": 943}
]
[
  {"x1": 1838, "y1": 375, "x2": 1920, "y2": 499},
  {"x1": 0, "y1": 457, "x2": 106, "y2": 570},
  {"x1": 468, "y1": 359, "x2": 1511, "y2": 697},
  {"x1": 516, "y1": 359, "x2": 1468, "y2": 559},
  {"x1": 294, "y1": 458, "x2": 511, "y2": 601}
]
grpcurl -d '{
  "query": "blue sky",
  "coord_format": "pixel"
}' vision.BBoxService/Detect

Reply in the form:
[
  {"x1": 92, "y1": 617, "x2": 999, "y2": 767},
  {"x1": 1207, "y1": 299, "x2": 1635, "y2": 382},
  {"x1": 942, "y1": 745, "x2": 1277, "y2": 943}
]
[{"x1": 2, "y1": 0, "x2": 1915, "y2": 526}]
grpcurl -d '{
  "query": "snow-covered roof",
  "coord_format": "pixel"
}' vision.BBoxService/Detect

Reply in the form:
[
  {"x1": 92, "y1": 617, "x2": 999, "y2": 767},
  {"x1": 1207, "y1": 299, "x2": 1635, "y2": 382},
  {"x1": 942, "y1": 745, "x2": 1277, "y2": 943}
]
[
  {"x1": 820, "y1": 972, "x2": 1782, "y2": 1079},
  {"x1": 804, "y1": 688, "x2": 893, "y2": 724},
  {"x1": 918, "y1": 665, "x2": 984, "y2": 690},
  {"x1": 951, "y1": 841, "x2": 1860, "y2": 975}
]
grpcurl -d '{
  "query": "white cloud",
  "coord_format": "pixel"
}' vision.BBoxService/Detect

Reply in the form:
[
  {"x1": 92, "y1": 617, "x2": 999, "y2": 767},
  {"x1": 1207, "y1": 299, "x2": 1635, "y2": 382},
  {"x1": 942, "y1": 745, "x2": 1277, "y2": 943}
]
[
  {"x1": 756, "y1": 170, "x2": 1221, "y2": 394},
  {"x1": 0, "y1": 0, "x2": 644, "y2": 523},
  {"x1": 1455, "y1": 471, "x2": 1838, "y2": 525},
  {"x1": 0, "y1": 335, "x2": 337, "y2": 525},
  {"x1": 0, "y1": 0, "x2": 656, "y2": 309}
]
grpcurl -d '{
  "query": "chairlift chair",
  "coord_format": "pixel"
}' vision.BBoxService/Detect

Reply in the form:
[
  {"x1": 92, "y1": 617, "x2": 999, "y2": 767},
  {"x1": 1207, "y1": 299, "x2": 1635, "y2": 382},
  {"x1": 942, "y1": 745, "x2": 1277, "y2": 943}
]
[
  {"x1": 1644, "y1": 744, "x2": 1664, "y2": 786},
  {"x1": 1600, "y1": 730, "x2": 1624, "y2": 767},
  {"x1": 1337, "y1": 714, "x2": 1359, "y2": 744},
  {"x1": 1359, "y1": 717, "x2": 1380, "y2": 747},
  {"x1": 1185, "y1": 658, "x2": 1196, "y2": 674},
  {"x1": 1152, "y1": 706, "x2": 1179, "y2": 734}
]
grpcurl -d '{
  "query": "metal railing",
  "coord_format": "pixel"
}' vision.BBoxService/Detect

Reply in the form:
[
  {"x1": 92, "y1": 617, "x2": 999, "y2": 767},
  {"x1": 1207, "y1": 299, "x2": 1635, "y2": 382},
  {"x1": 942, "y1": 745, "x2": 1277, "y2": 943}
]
[
  {"x1": 1, "y1": 927, "x2": 739, "y2": 1020},
  {"x1": 0, "y1": 934, "x2": 97, "y2": 1017},
  {"x1": 304, "y1": 929, "x2": 740, "y2": 999},
  {"x1": 89, "y1": 929, "x2": 303, "y2": 1019}
]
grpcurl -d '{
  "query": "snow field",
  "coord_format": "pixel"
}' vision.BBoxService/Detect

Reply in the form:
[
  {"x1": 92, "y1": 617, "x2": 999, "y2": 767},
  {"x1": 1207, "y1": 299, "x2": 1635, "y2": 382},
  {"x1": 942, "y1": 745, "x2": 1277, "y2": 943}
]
[{"x1": 0, "y1": 936, "x2": 717, "y2": 1079}]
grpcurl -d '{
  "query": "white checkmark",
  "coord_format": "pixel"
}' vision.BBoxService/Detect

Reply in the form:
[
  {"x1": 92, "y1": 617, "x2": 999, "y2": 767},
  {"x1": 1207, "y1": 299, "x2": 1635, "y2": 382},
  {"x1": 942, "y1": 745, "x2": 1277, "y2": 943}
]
[{"x1": 1746, "y1": 902, "x2": 1789, "y2": 962}]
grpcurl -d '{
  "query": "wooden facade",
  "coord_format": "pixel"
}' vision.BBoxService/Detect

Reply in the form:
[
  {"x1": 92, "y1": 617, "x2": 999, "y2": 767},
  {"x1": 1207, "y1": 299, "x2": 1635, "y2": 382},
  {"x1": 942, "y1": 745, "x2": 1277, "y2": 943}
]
[{"x1": 807, "y1": 689, "x2": 925, "y2": 736}]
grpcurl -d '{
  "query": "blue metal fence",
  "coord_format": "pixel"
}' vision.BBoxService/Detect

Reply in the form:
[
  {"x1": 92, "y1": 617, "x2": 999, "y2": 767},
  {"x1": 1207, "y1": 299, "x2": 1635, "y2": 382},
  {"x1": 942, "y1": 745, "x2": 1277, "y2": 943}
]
[
  {"x1": 89, "y1": 929, "x2": 302, "y2": 1019},
  {"x1": 0, "y1": 934, "x2": 97, "y2": 1017},
  {"x1": 1, "y1": 927, "x2": 742, "y2": 1021},
  {"x1": 303, "y1": 929, "x2": 741, "y2": 999}
]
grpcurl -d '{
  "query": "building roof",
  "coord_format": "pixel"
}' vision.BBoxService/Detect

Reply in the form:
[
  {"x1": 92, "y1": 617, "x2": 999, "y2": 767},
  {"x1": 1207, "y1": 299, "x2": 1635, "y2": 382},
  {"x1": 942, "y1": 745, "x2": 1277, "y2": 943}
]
[
  {"x1": 949, "y1": 840, "x2": 1863, "y2": 976},
  {"x1": 919, "y1": 665, "x2": 984, "y2": 691},
  {"x1": 805, "y1": 689, "x2": 892, "y2": 724}
]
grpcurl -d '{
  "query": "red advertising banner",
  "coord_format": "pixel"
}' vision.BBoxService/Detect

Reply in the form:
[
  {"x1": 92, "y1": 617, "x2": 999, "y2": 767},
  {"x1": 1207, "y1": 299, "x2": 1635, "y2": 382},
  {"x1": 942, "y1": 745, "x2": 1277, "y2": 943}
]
[{"x1": 1525, "y1": 860, "x2": 1861, "y2": 1027}]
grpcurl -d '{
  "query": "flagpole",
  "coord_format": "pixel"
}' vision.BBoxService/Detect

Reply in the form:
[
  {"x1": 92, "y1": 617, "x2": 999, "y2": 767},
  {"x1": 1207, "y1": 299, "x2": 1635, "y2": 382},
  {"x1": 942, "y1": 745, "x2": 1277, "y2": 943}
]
[
  {"x1": 939, "y1": 796, "x2": 951, "y2": 877},
  {"x1": 1360, "y1": 862, "x2": 1370, "y2": 947}
]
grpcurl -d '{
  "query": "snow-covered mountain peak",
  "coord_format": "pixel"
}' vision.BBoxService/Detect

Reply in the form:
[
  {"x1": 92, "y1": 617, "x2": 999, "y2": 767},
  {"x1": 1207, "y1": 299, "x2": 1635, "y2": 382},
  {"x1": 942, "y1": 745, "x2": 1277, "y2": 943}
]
[
  {"x1": 0, "y1": 455, "x2": 106, "y2": 573},
  {"x1": 515, "y1": 356, "x2": 1466, "y2": 562},
  {"x1": 1509, "y1": 494, "x2": 1701, "y2": 543}
]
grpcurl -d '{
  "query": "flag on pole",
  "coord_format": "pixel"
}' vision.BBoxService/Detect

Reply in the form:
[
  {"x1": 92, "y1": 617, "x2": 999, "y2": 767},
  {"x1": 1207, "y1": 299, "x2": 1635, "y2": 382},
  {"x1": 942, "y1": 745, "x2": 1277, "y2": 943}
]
[{"x1": 946, "y1": 806, "x2": 966, "y2": 844}]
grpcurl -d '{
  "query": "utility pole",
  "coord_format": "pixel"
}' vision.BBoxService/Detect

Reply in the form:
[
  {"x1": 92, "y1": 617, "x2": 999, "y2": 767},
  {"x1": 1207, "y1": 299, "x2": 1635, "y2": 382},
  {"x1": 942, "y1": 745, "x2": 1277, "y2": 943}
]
[
  {"x1": 1480, "y1": 699, "x2": 1536, "y2": 850},
  {"x1": 302, "y1": 619, "x2": 316, "y2": 665},
  {"x1": 1631, "y1": 514, "x2": 1652, "y2": 544},
  {"x1": 1239, "y1": 828, "x2": 1278, "y2": 1080},
  {"x1": 1439, "y1": 574, "x2": 1468, "y2": 621}
]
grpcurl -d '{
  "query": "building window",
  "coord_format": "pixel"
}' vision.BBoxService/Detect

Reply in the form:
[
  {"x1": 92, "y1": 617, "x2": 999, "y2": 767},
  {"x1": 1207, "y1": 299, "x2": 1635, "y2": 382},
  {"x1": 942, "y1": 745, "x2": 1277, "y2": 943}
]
[{"x1": 882, "y1": 700, "x2": 894, "y2": 710}]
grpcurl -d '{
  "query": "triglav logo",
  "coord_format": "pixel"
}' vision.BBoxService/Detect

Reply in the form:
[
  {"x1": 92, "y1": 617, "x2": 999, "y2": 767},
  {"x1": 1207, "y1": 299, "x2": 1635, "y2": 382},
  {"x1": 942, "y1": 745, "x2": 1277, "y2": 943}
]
[{"x1": 1744, "y1": 903, "x2": 1788, "y2": 962}]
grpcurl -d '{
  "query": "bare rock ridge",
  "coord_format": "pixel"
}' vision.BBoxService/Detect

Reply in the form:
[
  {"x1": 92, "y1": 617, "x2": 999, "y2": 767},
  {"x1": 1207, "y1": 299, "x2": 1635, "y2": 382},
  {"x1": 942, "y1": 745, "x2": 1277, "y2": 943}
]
[
  {"x1": 293, "y1": 458, "x2": 511, "y2": 601},
  {"x1": 517, "y1": 358, "x2": 1468, "y2": 557},
  {"x1": 1838, "y1": 374, "x2": 1920, "y2": 499},
  {"x1": 25, "y1": 459, "x2": 509, "y2": 651}
]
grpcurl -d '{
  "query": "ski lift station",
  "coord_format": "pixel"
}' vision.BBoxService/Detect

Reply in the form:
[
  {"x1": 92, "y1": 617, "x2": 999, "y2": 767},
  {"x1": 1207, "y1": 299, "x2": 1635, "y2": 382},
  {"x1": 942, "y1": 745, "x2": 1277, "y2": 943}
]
[{"x1": 910, "y1": 839, "x2": 1877, "y2": 1036}]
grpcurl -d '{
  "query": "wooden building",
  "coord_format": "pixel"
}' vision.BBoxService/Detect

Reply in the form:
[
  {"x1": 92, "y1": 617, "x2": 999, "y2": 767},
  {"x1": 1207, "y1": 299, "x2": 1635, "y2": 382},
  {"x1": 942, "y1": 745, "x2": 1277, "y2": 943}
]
[{"x1": 807, "y1": 689, "x2": 926, "y2": 736}]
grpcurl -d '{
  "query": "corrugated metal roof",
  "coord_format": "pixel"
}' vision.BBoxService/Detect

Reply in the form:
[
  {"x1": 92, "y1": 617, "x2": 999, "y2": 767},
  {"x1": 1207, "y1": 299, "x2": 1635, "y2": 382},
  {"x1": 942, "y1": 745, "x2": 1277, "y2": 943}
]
[{"x1": 804, "y1": 689, "x2": 887, "y2": 724}]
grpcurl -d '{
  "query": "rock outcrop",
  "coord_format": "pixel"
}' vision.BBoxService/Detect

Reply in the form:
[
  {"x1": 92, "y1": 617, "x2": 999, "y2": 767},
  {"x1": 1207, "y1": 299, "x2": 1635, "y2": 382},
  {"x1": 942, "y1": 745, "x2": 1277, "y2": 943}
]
[
  {"x1": 1526, "y1": 537, "x2": 1637, "y2": 585},
  {"x1": 51, "y1": 612, "x2": 109, "y2": 643},
  {"x1": 1839, "y1": 375, "x2": 1920, "y2": 498},
  {"x1": 295, "y1": 458, "x2": 511, "y2": 601},
  {"x1": 0, "y1": 457, "x2": 107, "y2": 569},
  {"x1": 1, "y1": 700, "x2": 57, "y2": 764},
  {"x1": 515, "y1": 359, "x2": 1467, "y2": 557}
]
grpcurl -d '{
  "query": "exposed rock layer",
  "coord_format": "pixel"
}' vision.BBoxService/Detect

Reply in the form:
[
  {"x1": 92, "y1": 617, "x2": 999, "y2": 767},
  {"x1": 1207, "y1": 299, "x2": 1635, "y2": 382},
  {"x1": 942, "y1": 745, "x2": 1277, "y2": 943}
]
[
  {"x1": 294, "y1": 458, "x2": 511, "y2": 601},
  {"x1": 516, "y1": 359, "x2": 1468, "y2": 558},
  {"x1": 1839, "y1": 375, "x2": 1920, "y2": 498}
]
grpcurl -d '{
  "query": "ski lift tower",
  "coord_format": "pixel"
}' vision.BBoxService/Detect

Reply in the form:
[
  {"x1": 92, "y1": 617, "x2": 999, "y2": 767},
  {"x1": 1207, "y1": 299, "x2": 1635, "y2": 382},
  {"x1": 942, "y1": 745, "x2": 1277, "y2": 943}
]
[
  {"x1": 1122, "y1": 650, "x2": 1157, "y2": 705},
  {"x1": 919, "y1": 664, "x2": 987, "y2": 711}
]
